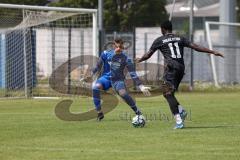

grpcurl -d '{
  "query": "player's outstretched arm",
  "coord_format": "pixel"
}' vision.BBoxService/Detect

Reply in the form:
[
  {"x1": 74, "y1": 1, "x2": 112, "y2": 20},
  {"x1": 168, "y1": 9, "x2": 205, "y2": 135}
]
[
  {"x1": 189, "y1": 43, "x2": 224, "y2": 58},
  {"x1": 126, "y1": 58, "x2": 151, "y2": 96},
  {"x1": 80, "y1": 56, "x2": 103, "y2": 83},
  {"x1": 92, "y1": 57, "x2": 103, "y2": 74},
  {"x1": 135, "y1": 50, "x2": 155, "y2": 63}
]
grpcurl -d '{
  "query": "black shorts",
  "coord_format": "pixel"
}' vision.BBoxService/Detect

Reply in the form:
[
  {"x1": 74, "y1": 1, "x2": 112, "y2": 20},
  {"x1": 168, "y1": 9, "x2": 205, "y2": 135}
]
[{"x1": 163, "y1": 62, "x2": 185, "y2": 91}]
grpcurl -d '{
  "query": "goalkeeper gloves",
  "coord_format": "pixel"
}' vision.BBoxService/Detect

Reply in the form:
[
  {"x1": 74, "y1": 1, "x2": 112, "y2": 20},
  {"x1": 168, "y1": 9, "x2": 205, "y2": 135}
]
[{"x1": 139, "y1": 85, "x2": 151, "y2": 96}]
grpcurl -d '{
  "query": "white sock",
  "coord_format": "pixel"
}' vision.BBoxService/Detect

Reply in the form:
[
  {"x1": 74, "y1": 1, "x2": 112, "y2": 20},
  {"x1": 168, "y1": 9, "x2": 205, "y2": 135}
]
[
  {"x1": 178, "y1": 105, "x2": 184, "y2": 113},
  {"x1": 175, "y1": 114, "x2": 182, "y2": 124}
]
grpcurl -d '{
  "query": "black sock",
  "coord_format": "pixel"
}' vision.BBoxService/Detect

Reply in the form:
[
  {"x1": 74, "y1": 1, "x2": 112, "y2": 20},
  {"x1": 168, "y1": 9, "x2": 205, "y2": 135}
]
[{"x1": 164, "y1": 94, "x2": 179, "y2": 115}]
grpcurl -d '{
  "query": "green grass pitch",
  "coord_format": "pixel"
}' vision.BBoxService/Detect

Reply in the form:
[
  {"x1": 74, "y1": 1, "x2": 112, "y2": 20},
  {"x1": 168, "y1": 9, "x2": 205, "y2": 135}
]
[{"x1": 0, "y1": 92, "x2": 240, "y2": 160}]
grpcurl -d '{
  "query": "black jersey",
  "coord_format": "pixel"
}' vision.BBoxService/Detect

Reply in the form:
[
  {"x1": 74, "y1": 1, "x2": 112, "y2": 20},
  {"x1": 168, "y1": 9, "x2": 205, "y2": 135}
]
[{"x1": 149, "y1": 33, "x2": 191, "y2": 67}]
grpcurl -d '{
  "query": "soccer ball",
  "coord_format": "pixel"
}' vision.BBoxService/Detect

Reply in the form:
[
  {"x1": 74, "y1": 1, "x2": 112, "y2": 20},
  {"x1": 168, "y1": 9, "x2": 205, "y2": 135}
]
[{"x1": 132, "y1": 115, "x2": 146, "y2": 128}]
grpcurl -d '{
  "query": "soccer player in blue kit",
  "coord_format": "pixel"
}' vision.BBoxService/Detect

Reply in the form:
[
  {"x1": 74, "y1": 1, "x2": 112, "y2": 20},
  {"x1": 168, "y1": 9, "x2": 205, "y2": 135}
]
[
  {"x1": 91, "y1": 38, "x2": 150, "y2": 121},
  {"x1": 136, "y1": 21, "x2": 224, "y2": 129}
]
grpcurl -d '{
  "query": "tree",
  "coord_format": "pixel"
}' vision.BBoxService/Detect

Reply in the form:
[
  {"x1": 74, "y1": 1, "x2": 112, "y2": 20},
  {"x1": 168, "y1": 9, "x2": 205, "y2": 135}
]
[
  {"x1": 0, "y1": 0, "x2": 49, "y2": 5},
  {"x1": 51, "y1": 0, "x2": 167, "y2": 31},
  {"x1": 237, "y1": 0, "x2": 240, "y2": 22},
  {"x1": 50, "y1": 0, "x2": 97, "y2": 8},
  {"x1": 0, "y1": 0, "x2": 168, "y2": 30},
  {"x1": 104, "y1": 0, "x2": 167, "y2": 30}
]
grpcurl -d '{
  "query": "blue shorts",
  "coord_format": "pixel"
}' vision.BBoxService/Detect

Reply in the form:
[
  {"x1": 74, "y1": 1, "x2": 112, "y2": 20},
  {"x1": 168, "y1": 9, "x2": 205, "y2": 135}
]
[
  {"x1": 95, "y1": 76, "x2": 112, "y2": 90},
  {"x1": 96, "y1": 76, "x2": 126, "y2": 91}
]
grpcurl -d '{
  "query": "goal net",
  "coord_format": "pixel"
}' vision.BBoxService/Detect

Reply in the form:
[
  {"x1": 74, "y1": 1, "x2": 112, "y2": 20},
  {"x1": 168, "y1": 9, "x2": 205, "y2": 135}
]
[
  {"x1": 205, "y1": 21, "x2": 240, "y2": 87},
  {"x1": 0, "y1": 4, "x2": 97, "y2": 98}
]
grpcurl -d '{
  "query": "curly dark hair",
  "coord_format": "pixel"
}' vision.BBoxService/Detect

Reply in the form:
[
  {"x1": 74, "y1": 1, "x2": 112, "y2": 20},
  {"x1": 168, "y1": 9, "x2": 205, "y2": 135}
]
[{"x1": 161, "y1": 20, "x2": 172, "y2": 31}]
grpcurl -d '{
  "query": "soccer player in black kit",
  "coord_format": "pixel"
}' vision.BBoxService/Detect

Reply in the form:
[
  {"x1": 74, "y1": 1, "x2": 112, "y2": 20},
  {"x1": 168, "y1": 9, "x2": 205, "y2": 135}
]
[{"x1": 136, "y1": 20, "x2": 224, "y2": 129}]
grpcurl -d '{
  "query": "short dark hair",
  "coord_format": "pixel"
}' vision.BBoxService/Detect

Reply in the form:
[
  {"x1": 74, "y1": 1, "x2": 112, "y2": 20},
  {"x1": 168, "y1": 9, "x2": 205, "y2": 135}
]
[
  {"x1": 113, "y1": 38, "x2": 124, "y2": 49},
  {"x1": 114, "y1": 38, "x2": 124, "y2": 45},
  {"x1": 161, "y1": 20, "x2": 172, "y2": 31}
]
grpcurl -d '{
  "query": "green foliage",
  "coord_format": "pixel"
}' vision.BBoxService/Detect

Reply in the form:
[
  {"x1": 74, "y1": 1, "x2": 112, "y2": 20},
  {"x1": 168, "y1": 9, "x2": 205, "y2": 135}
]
[
  {"x1": 235, "y1": 0, "x2": 240, "y2": 23},
  {"x1": 50, "y1": 0, "x2": 168, "y2": 31},
  {"x1": 0, "y1": 0, "x2": 168, "y2": 30},
  {"x1": 0, "y1": 0, "x2": 49, "y2": 5},
  {"x1": 103, "y1": 0, "x2": 168, "y2": 30},
  {"x1": 49, "y1": 0, "x2": 97, "y2": 8}
]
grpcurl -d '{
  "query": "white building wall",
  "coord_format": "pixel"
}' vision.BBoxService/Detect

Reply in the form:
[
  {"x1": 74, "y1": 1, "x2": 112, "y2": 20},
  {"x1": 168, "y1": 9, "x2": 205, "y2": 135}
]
[
  {"x1": 36, "y1": 28, "x2": 93, "y2": 77},
  {"x1": 35, "y1": 27, "x2": 240, "y2": 84}
]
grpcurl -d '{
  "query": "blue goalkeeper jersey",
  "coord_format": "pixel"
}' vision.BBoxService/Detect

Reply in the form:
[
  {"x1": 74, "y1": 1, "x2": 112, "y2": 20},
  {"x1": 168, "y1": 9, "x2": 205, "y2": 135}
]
[{"x1": 92, "y1": 50, "x2": 142, "y2": 86}]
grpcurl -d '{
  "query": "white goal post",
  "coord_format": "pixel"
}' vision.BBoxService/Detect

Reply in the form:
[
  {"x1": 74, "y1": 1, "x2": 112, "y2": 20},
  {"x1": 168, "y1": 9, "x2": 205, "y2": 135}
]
[
  {"x1": 205, "y1": 21, "x2": 240, "y2": 87},
  {"x1": 0, "y1": 3, "x2": 98, "y2": 98},
  {"x1": 0, "y1": 3, "x2": 98, "y2": 56}
]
